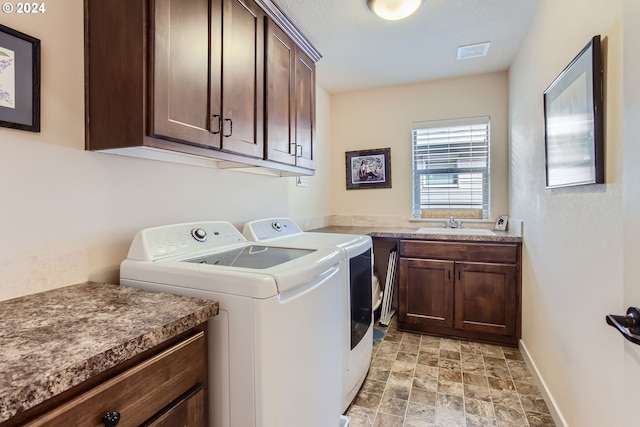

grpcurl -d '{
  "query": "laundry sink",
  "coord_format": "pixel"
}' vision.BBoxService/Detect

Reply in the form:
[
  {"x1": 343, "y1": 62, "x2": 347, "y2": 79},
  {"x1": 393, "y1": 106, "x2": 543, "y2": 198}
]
[{"x1": 416, "y1": 227, "x2": 496, "y2": 235}]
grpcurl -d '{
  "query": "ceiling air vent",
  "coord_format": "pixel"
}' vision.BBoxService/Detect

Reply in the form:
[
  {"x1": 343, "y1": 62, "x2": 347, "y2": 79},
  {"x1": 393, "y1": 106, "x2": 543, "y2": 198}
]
[{"x1": 457, "y1": 42, "x2": 491, "y2": 60}]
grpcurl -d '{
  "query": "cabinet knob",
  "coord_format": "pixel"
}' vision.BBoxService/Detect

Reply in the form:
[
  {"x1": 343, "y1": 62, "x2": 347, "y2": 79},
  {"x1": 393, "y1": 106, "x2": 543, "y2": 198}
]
[{"x1": 101, "y1": 411, "x2": 121, "y2": 427}]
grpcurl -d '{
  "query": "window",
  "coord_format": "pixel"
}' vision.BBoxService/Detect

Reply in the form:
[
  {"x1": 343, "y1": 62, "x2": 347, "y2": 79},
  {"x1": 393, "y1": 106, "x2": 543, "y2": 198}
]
[{"x1": 412, "y1": 117, "x2": 490, "y2": 218}]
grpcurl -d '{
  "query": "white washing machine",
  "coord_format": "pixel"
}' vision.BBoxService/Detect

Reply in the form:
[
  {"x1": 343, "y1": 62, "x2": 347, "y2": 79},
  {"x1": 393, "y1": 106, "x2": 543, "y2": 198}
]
[
  {"x1": 120, "y1": 221, "x2": 345, "y2": 427},
  {"x1": 243, "y1": 218, "x2": 373, "y2": 412}
]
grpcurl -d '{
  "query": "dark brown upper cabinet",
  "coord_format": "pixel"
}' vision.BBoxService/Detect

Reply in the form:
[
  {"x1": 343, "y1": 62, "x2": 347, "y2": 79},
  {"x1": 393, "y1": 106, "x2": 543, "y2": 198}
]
[
  {"x1": 151, "y1": 0, "x2": 264, "y2": 159},
  {"x1": 265, "y1": 19, "x2": 315, "y2": 170},
  {"x1": 85, "y1": 0, "x2": 320, "y2": 176}
]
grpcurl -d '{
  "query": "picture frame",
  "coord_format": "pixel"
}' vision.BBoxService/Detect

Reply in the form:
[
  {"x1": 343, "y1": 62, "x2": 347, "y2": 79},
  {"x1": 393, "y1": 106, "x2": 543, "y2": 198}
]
[
  {"x1": 0, "y1": 24, "x2": 41, "y2": 132},
  {"x1": 494, "y1": 215, "x2": 508, "y2": 231},
  {"x1": 346, "y1": 147, "x2": 391, "y2": 190},
  {"x1": 543, "y1": 35, "x2": 603, "y2": 188}
]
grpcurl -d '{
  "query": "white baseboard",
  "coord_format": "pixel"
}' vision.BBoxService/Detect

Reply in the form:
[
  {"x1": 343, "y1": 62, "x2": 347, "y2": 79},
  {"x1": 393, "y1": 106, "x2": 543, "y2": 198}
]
[{"x1": 519, "y1": 340, "x2": 569, "y2": 427}]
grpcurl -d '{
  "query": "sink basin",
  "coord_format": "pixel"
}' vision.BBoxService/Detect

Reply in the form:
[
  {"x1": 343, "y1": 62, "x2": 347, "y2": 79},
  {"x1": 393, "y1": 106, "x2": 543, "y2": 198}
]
[{"x1": 416, "y1": 227, "x2": 496, "y2": 235}]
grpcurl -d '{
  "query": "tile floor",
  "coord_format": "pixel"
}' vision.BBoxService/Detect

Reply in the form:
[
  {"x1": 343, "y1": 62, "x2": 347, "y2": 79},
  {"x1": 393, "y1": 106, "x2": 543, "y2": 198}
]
[{"x1": 346, "y1": 320, "x2": 556, "y2": 427}]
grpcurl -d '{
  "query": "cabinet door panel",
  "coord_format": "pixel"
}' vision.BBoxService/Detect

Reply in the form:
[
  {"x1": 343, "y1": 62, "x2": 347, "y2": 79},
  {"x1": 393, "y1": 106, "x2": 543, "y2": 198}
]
[
  {"x1": 455, "y1": 262, "x2": 517, "y2": 336},
  {"x1": 399, "y1": 258, "x2": 454, "y2": 328},
  {"x1": 265, "y1": 19, "x2": 296, "y2": 165},
  {"x1": 151, "y1": 0, "x2": 218, "y2": 148},
  {"x1": 294, "y1": 49, "x2": 315, "y2": 169},
  {"x1": 221, "y1": 0, "x2": 264, "y2": 158}
]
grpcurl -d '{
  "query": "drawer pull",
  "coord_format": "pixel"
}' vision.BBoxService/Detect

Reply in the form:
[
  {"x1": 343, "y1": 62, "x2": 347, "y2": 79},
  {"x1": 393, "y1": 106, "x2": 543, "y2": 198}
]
[{"x1": 101, "y1": 411, "x2": 121, "y2": 427}]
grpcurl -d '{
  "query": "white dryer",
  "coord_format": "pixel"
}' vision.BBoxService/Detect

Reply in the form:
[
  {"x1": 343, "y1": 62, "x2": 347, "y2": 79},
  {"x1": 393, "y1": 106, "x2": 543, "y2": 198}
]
[
  {"x1": 243, "y1": 218, "x2": 373, "y2": 412},
  {"x1": 120, "y1": 221, "x2": 345, "y2": 427}
]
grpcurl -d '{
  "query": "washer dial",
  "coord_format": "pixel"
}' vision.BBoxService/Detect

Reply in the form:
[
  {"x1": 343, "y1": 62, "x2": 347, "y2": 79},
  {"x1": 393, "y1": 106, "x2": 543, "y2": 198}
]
[{"x1": 191, "y1": 228, "x2": 208, "y2": 242}]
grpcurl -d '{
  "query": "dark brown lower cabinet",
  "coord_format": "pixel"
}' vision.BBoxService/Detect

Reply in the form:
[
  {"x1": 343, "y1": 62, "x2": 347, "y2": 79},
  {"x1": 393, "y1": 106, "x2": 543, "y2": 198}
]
[
  {"x1": 8, "y1": 328, "x2": 208, "y2": 427},
  {"x1": 398, "y1": 240, "x2": 521, "y2": 346}
]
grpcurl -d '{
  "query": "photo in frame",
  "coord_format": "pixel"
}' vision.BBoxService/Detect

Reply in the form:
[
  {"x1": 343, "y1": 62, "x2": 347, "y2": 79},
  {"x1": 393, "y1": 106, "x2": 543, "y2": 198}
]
[
  {"x1": 346, "y1": 148, "x2": 391, "y2": 190},
  {"x1": 543, "y1": 35, "x2": 604, "y2": 188},
  {"x1": 494, "y1": 215, "x2": 509, "y2": 231},
  {"x1": 0, "y1": 24, "x2": 40, "y2": 132}
]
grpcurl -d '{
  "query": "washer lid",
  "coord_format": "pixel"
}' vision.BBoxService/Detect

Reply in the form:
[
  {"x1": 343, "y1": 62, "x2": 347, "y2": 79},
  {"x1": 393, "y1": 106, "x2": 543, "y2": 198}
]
[
  {"x1": 121, "y1": 245, "x2": 341, "y2": 299},
  {"x1": 183, "y1": 245, "x2": 315, "y2": 269}
]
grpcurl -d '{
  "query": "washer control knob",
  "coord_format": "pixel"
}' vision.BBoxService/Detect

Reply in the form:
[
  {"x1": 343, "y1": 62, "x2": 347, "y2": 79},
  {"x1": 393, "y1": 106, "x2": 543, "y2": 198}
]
[
  {"x1": 191, "y1": 228, "x2": 207, "y2": 242},
  {"x1": 272, "y1": 222, "x2": 282, "y2": 231}
]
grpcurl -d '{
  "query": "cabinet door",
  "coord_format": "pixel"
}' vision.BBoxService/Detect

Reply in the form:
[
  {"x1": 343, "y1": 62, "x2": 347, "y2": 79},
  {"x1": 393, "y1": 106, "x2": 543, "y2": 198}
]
[
  {"x1": 220, "y1": 0, "x2": 265, "y2": 158},
  {"x1": 151, "y1": 0, "x2": 219, "y2": 148},
  {"x1": 265, "y1": 19, "x2": 296, "y2": 165},
  {"x1": 398, "y1": 258, "x2": 454, "y2": 328},
  {"x1": 294, "y1": 48, "x2": 316, "y2": 169},
  {"x1": 455, "y1": 262, "x2": 517, "y2": 337}
]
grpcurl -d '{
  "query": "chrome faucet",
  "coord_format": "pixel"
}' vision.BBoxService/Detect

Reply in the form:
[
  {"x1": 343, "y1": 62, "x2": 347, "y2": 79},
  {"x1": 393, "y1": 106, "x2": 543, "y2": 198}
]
[{"x1": 445, "y1": 216, "x2": 462, "y2": 229}]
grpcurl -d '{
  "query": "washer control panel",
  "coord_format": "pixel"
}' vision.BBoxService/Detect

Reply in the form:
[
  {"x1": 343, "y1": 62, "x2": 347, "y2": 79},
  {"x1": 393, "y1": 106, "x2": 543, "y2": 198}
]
[
  {"x1": 126, "y1": 221, "x2": 247, "y2": 261},
  {"x1": 243, "y1": 218, "x2": 302, "y2": 241}
]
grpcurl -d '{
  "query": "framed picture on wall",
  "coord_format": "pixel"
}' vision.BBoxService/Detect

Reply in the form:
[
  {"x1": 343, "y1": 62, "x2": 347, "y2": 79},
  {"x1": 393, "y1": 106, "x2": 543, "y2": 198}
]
[
  {"x1": 0, "y1": 24, "x2": 41, "y2": 132},
  {"x1": 345, "y1": 148, "x2": 391, "y2": 190},
  {"x1": 543, "y1": 35, "x2": 604, "y2": 188}
]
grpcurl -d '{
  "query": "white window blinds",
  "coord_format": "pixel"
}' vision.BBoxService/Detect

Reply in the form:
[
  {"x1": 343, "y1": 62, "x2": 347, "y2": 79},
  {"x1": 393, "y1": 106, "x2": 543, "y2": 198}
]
[{"x1": 412, "y1": 117, "x2": 490, "y2": 218}]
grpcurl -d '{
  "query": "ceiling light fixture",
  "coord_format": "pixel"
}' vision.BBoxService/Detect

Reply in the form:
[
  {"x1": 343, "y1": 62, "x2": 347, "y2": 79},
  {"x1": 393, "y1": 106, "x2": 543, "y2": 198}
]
[{"x1": 367, "y1": 0, "x2": 423, "y2": 21}]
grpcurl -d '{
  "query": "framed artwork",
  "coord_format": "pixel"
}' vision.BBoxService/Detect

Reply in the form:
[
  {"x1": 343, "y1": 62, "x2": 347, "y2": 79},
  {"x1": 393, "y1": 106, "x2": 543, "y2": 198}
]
[
  {"x1": 0, "y1": 24, "x2": 40, "y2": 132},
  {"x1": 543, "y1": 35, "x2": 604, "y2": 188},
  {"x1": 345, "y1": 147, "x2": 391, "y2": 190},
  {"x1": 494, "y1": 215, "x2": 508, "y2": 231}
]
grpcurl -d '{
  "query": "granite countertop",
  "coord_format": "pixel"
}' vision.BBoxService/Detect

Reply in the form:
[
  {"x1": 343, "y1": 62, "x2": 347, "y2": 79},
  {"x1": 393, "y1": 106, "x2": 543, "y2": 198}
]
[
  {"x1": 310, "y1": 225, "x2": 522, "y2": 243},
  {"x1": 0, "y1": 282, "x2": 219, "y2": 423}
]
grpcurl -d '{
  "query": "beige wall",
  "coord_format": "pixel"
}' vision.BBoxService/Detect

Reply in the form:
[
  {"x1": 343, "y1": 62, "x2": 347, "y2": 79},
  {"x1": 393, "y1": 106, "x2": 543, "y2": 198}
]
[
  {"x1": 622, "y1": 1, "x2": 640, "y2": 423},
  {"x1": 0, "y1": 0, "x2": 332, "y2": 300},
  {"x1": 329, "y1": 72, "x2": 509, "y2": 227},
  {"x1": 509, "y1": 0, "x2": 624, "y2": 425}
]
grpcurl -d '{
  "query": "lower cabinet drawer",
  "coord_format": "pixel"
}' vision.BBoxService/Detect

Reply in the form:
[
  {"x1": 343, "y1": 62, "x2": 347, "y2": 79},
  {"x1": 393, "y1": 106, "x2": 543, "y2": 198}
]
[
  {"x1": 400, "y1": 240, "x2": 518, "y2": 264},
  {"x1": 24, "y1": 332, "x2": 206, "y2": 427}
]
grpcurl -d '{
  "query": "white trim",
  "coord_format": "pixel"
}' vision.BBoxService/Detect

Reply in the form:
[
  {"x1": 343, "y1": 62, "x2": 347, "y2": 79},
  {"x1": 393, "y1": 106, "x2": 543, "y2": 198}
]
[{"x1": 519, "y1": 339, "x2": 569, "y2": 427}]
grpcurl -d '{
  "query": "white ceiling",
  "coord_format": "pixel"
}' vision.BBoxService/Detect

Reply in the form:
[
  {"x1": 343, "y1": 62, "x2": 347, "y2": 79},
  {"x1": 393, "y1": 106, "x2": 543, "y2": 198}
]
[{"x1": 273, "y1": 0, "x2": 540, "y2": 94}]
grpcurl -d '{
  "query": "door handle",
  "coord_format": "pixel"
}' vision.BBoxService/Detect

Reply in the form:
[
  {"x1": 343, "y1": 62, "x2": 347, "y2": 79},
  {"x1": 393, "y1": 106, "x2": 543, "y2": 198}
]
[{"x1": 606, "y1": 307, "x2": 640, "y2": 345}]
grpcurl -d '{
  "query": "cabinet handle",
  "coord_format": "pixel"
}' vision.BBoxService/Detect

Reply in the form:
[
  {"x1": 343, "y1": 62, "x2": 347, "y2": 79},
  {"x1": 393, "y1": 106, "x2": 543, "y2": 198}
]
[
  {"x1": 101, "y1": 411, "x2": 121, "y2": 427},
  {"x1": 224, "y1": 118, "x2": 233, "y2": 138},
  {"x1": 290, "y1": 142, "x2": 296, "y2": 156},
  {"x1": 606, "y1": 307, "x2": 640, "y2": 345},
  {"x1": 211, "y1": 114, "x2": 221, "y2": 134},
  {"x1": 296, "y1": 144, "x2": 302, "y2": 157}
]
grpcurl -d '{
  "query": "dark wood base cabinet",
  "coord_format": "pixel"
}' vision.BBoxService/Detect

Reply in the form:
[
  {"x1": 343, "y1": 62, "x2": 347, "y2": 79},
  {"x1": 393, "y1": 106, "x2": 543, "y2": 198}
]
[
  {"x1": 398, "y1": 240, "x2": 522, "y2": 346},
  {"x1": 5, "y1": 327, "x2": 208, "y2": 427}
]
